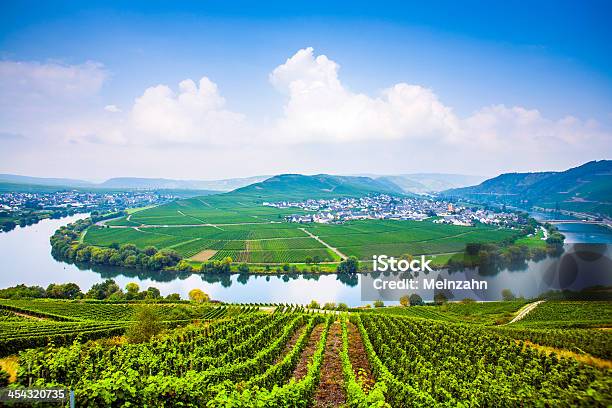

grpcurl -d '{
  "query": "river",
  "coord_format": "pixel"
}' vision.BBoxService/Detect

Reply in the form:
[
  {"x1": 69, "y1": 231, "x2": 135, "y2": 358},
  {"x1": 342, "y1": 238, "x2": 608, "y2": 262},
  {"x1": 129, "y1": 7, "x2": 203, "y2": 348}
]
[{"x1": 0, "y1": 214, "x2": 610, "y2": 305}]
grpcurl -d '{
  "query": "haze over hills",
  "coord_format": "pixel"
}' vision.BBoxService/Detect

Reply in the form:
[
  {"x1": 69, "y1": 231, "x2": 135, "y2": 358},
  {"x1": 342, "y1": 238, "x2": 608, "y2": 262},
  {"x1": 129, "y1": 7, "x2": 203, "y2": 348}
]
[
  {"x1": 0, "y1": 174, "x2": 269, "y2": 192},
  {"x1": 443, "y1": 160, "x2": 612, "y2": 217},
  {"x1": 230, "y1": 174, "x2": 403, "y2": 201},
  {"x1": 0, "y1": 174, "x2": 94, "y2": 188},
  {"x1": 98, "y1": 176, "x2": 269, "y2": 191},
  {"x1": 374, "y1": 173, "x2": 486, "y2": 194}
]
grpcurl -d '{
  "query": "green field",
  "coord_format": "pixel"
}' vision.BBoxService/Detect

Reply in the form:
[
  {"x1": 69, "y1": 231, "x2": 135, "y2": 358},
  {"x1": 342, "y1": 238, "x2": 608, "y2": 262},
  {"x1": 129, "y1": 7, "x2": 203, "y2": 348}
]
[
  {"x1": 5, "y1": 302, "x2": 610, "y2": 406},
  {"x1": 85, "y1": 192, "x2": 519, "y2": 264}
]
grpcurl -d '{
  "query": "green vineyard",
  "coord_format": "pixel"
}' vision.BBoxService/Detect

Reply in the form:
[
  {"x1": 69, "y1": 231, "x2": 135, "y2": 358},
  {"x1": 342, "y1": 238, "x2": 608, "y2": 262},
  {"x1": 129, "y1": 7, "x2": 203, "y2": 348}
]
[
  {"x1": 3, "y1": 300, "x2": 611, "y2": 407},
  {"x1": 81, "y1": 192, "x2": 520, "y2": 265}
]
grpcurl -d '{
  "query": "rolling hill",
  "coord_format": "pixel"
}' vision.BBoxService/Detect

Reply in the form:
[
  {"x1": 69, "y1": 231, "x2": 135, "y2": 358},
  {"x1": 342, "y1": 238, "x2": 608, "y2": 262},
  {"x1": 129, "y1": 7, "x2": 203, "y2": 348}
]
[
  {"x1": 230, "y1": 174, "x2": 403, "y2": 200},
  {"x1": 443, "y1": 160, "x2": 612, "y2": 217}
]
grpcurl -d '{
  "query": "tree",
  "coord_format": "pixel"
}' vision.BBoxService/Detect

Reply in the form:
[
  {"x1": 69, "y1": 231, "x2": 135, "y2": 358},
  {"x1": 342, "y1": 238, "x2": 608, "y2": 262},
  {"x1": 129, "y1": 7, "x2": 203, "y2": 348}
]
[
  {"x1": 336, "y1": 303, "x2": 348, "y2": 311},
  {"x1": 399, "y1": 295, "x2": 410, "y2": 307},
  {"x1": 409, "y1": 294, "x2": 424, "y2": 306},
  {"x1": 0, "y1": 284, "x2": 45, "y2": 299},
  {"x1": 308, "y1": 300, "x2": 320, "y2": 309},
  {"x1": 188, "y1": 288, "x2": 210, "y2": 303},
  {"x1": 86, "y1": 279, "x2": 121, "y2": 300},
  {"x1": 434, "y1": 292, "x2": 448, "y2": 305},
  {"x1": 373, "y1": 300, "x2": 384, "y2": 308},
  {"x1": 143, "y1": 246, "x2": 158, "y2": 256},
  {"x1": 323, "y1": 302, "x2": 336, "y2": 310},
  {"x1": 126, "y1": 307, "x2": 162, "y2": 343},
  {"x1": 337, "y1": 256, "x2": 359, "y2": 274},
  {"x1": 502, "y1": 288, "x2": 516, "y2": 301},
  {"x1": 125, "y1": 282, "x2": 140, "y2": 300},
  {"x1": 46, "y1": 283, "x2": 82, "y2": 299},
  {"x1": 166, "y1": 293, "x2": 181, "y2": 301},
  {"x1": 145, "y1": 287, "x2": 161, "y2": 300}
]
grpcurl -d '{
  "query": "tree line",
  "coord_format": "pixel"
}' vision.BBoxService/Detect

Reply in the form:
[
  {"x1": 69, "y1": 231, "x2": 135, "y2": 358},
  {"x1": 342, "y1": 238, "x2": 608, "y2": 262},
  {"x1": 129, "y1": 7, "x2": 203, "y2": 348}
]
[{"x1": 0, "y1": 280, "x2": 213, "y2": 303}]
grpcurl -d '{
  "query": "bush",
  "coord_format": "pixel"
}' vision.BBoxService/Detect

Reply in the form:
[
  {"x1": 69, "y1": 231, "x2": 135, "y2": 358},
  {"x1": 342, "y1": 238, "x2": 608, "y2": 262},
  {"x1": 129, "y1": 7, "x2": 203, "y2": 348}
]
[
  {"x1": 125, "y1": 307, "x2": 162, "y2": 344},
  {"x1": 373, "y1": 300, "x2": 384, "y2": 308},
  {"x1": 502, "y1": 289, "x2": 516, "y2": 301},
  {"x1": 308, "y1": 300, "x2": 320, "y2": 309},
  {"x1": 336, "y1": 303, "x2": 348, "y2": 311}
]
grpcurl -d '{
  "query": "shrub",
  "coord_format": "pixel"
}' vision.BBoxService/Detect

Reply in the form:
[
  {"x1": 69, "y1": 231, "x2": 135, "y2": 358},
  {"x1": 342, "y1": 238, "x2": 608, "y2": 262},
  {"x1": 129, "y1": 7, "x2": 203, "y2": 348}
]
[{"x1": 125, "y1": 307, "x2": 162, "y2": 344}]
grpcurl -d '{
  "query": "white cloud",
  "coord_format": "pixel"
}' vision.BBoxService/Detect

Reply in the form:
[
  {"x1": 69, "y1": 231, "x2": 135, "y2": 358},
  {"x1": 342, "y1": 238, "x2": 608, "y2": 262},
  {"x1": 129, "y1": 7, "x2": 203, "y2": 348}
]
[
  {"x1": 267, "y1": 48, "x2": 610, "y2": 165},
  {"x1": 127, "y1": 77, "x2": 246, "y2": 144},
  {"x1": 269, "y1": 47, "x2": 460, "y2": 143},
  {"x1": 0, "y1": 60, "x2": 106, "y2": 101},
  {"x1": 1, "y1": 52, "x2": 609, "y2": 177},
  {"x1": 104, "y1": 104, "x2": 121, "y2": 113}
]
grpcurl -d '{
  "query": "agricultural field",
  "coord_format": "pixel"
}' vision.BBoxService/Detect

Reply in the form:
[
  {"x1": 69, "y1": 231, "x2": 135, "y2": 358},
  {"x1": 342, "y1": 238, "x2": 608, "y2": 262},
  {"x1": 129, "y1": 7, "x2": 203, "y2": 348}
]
[
  {"x1": 85, "y1": 192, "x2": 519, "y2": 265},
  {"x1": 0, "y1": 299, "x2": 253, "y2": 357},
  {"x1": 515, "y1": 301, "x2": 612, "y2": 328},
  {"x1": 361, "y1": 300, "x2": 529, "y2": 325},
  {"x1": 4, "y1": 304, "x2": 610, "y2": 406}
]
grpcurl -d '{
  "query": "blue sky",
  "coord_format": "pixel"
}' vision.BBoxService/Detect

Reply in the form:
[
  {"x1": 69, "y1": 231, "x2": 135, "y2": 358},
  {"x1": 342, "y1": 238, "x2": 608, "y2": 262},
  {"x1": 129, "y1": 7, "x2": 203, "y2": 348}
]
[{"x1": 0, "y1": 1, "x2": 610, "y2": 179}]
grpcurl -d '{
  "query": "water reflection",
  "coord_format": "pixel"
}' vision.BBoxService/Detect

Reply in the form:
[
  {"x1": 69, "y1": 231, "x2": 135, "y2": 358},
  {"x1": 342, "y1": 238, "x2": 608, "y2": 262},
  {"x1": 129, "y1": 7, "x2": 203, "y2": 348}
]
[{"x1": 0, "y1": 215, "x2": 610, "y2": 305}]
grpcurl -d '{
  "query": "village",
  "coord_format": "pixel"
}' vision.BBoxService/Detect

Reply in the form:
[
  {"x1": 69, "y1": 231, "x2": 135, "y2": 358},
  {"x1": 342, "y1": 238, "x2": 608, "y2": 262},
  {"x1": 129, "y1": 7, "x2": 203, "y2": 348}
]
[
  {"x1": 0, "y1": 190, "x2": 173, "y2": 212},
  {"x1": 264, "y1": 194, "x2": 522, "y2": 227}
]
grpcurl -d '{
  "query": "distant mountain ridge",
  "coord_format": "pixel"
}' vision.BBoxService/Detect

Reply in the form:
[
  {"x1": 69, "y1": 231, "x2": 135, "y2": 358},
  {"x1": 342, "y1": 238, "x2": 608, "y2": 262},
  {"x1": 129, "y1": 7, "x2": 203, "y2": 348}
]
[
  {"x1": 0, "y1": 174, "x2": 269, "y2": 192},
  {"x1": 99, "y1": 176, "x2": 269, "y2": 191},
  {"x1": 374, "y1": 173, "x2": 486, "y2": 194},
  {"x1": 443, "y1": 160, "x2": 612, "y2": 217},
  {"x1": 0, "y1": 174, "x2": 94, "y2": 188}
]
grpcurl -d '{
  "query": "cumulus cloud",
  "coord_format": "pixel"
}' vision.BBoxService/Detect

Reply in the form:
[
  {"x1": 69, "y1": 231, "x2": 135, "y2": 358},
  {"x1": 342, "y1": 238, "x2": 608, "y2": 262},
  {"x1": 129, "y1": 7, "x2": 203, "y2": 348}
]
[
  {"x1": 269, "y1": 47, "x2": 460, "y2": 143},
  {"x1": 268, "y1": 47, "x2": 610, "y2": 163},
  {"x1": 127, "y1": 77, "x2": 246, "y2": 144},
  {"x1": 1, "y1": 52, "x2": 609, "y2": 177}
]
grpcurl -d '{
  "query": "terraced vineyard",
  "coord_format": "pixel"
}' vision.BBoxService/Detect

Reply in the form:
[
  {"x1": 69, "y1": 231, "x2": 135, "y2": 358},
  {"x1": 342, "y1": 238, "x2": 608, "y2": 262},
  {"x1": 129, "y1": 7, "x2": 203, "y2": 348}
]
[
  {"x1": 358, "y1": 300, "x2": 529, "y2": 325},
  {"x1": 0, "y1": 300, "x2": 252, "y2": 357},
  {"x1": 515, "y1": 300, "x2": 612, "y2": 328},
  {"x1": 10, "y1": 308, "x2": 611, "y2": 406}
]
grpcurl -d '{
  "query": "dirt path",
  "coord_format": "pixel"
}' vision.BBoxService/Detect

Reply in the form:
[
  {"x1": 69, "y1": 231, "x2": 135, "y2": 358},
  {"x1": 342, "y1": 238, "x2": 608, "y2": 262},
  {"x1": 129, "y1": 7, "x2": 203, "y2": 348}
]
[
  {"x1": 293, "y1": 324, "x2": 325, "y2": 380},
  {"x1": 11, "y1": 310, "x2": 46, "y2": 320},
  {"x1": 274, "y1": 324, "x2": 307, "y2": 364},
  {"x1": 508, "y1": 300, "x2": 545, "y2": 324},
  {"x1": 347, "y1": 321, "x2": 375, "y2": 393},
  {"x1": 313, "y1": 321, "x2": 346, "y2": 408},
  {"x1": 299, "y1": 228, "x2": 347, "y2": 260}
]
